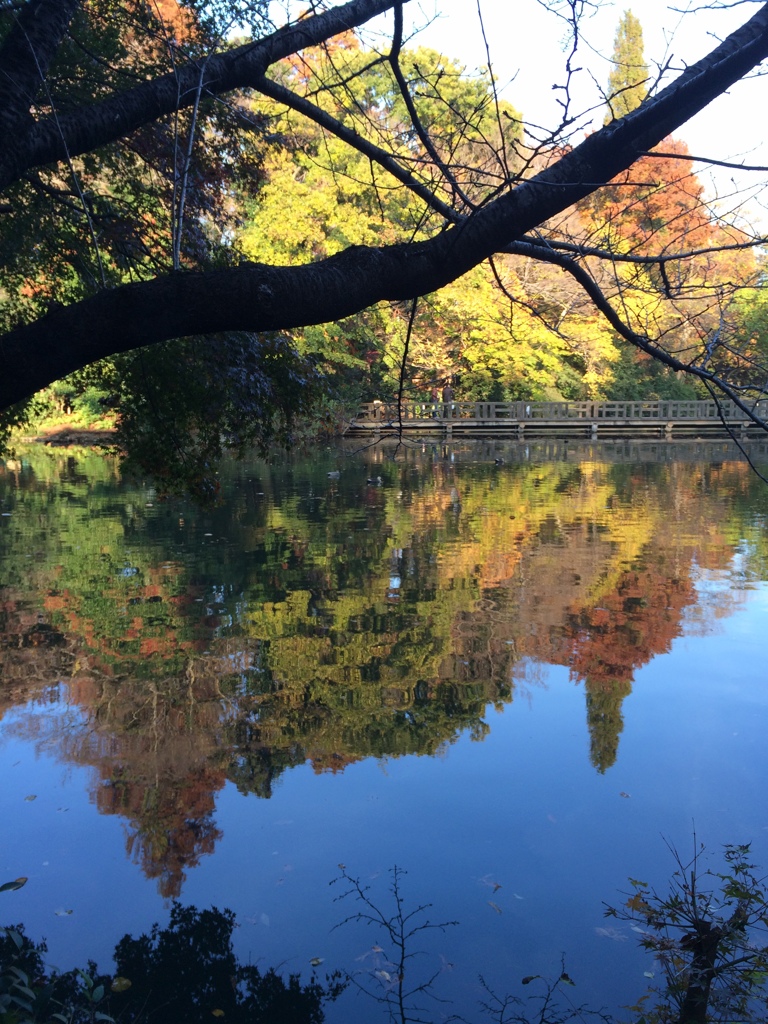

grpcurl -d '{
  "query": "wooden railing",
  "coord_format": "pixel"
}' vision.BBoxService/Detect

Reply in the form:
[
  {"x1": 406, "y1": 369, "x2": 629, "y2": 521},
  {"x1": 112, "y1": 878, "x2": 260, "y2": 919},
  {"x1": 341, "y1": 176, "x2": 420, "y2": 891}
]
[{"x1": 352, "y1": 399, "x2": 768, "y2": 427}]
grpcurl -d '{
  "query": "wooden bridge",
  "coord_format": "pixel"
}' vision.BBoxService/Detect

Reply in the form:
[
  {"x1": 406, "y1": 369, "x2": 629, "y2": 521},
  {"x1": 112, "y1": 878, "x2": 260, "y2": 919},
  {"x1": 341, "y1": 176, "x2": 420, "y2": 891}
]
[{"x1": 346, "y1": 399, "x2": 768, "y2": 438}]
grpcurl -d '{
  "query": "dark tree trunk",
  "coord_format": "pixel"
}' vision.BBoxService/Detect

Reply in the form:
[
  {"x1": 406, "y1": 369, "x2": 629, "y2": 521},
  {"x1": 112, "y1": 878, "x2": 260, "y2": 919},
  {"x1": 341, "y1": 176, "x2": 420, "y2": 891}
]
[{"x1": 678, "y1": 922, "x2": 723, "y2": 1024}]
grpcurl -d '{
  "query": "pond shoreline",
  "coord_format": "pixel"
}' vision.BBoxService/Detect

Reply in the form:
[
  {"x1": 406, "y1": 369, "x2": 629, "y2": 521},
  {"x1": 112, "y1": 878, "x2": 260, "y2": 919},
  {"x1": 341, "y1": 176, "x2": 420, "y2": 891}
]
[{"x1": 17, "y1": 426, "x2": 118, "y2": 447}]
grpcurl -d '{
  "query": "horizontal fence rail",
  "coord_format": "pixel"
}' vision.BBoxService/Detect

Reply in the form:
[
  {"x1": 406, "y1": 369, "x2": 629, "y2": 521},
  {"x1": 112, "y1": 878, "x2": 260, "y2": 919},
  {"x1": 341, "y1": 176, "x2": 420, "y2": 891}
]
[{"x1": 347, "y1": 399, "x2": 768, "y2": 436}]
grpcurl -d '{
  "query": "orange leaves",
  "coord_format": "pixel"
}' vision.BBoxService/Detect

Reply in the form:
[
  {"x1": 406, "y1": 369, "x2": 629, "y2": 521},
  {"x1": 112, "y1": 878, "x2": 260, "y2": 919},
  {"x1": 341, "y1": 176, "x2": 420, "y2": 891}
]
[{"x1": 597, "y1": 137, "x2": 711, "y2": 257}]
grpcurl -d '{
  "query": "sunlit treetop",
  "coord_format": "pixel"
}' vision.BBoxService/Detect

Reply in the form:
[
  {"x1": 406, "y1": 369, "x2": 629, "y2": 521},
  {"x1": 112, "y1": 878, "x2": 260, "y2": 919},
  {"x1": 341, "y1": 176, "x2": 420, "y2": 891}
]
[{"x1": 605, "y1": 9, "x2": 649, "y2": 123}]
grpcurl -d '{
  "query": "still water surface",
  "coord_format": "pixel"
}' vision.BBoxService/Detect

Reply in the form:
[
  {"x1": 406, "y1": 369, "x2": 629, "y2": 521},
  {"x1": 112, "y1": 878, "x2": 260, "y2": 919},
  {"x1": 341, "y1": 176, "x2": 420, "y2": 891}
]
[{"x1": 2, "y1": 440, "x2": 768, "y2": 1021}]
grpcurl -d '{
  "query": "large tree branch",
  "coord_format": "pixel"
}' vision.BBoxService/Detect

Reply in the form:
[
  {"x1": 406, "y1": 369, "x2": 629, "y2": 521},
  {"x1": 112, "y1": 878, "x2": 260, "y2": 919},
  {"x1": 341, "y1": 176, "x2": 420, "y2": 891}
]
[
  {"x1": 2, "y1": 1, "x2": 768, "y2": 409},
  {"x1": 0, "y1": 0, "x2": 410, "y2": 190}
]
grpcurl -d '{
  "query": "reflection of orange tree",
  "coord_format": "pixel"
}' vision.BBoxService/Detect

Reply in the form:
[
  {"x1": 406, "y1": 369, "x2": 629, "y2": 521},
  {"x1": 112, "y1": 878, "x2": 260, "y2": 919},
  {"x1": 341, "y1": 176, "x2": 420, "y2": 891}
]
[
  {"x1": 39, "y1": 566, "x2": 227, "y2": 896},
  {"x1": 566, "y1": 556, "x2": 696, "y2": 772},
  {"x1": 103, "y1": 763, "x2": 224, "y2": 899},
  {"x1": 59, "y1": 648, "x2": 258, "y2": 897},
  {"x1": 0, "y1": 454, "x2": 238, "y2": 894},
  {"x1": 0, "y1": 601, "x2": 240, "y2": 895}
]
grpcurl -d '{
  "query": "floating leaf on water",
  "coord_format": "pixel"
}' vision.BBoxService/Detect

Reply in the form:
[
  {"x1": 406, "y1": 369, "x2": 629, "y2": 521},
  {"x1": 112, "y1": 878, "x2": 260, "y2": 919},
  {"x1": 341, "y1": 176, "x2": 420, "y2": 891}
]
[
  {"x1": 619, "y1": 792, "x2": 631, "y2": 799},
  {"x1": 211, "y1": 1010, "x2": 225, "y2": 1018},
  {"x1": 521, "y1": 976, "x2": 540, "y2": 985},
  {"x1": 0, "y1": 877, "x2": 27, "y2": 892},
  {"x1": 371, "y1": 945, "x2": 383, "y2": 953},
  {"x1": 487, "y1": 901, "x2": 502, "y2": 914},
  {"x1": 644, "y1": 971, "x2": 655, "y2": 978},
  {"x1": 24, "y1": 795, "x2": 36, "y2": 802},
  {"x1": 309, "y1": 958, "x2": 324, "y2": 967},
  {"x1": 111, "y1": 977, "x2": 132, "y2": 993},
  {"x1": 54, "y1": 908, "x2": 73, "y2": 916},
  {"x1": 560, "y1": 972, "x2": 575, "y2": 986},
  {"x1": 375, "y1": 970, "x2": 391, "y2": 982}
]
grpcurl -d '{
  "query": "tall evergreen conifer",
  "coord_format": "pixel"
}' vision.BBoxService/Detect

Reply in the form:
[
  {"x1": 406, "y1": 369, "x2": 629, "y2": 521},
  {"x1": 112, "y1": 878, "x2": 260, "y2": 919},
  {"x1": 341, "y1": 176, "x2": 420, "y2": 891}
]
[{"x1": 605, "y1": 10, "x2": 648, "y2": 122}]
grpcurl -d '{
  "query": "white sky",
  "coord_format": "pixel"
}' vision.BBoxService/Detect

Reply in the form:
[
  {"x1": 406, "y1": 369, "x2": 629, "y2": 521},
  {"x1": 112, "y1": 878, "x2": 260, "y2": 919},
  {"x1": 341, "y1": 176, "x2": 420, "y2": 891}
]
[
  {"x1": 398, "y1": 0, "x2": 768, "y2": 224},
  {"x1": 269, "y1": 0, "x2": 768, "y2": 227}
]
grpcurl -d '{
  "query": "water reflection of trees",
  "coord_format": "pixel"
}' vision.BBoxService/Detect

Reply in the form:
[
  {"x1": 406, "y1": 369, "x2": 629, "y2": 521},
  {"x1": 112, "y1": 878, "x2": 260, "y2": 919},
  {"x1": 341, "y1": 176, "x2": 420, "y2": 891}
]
[{"x1": 0, "y1": 447, "x2": 764, "y2": 893}]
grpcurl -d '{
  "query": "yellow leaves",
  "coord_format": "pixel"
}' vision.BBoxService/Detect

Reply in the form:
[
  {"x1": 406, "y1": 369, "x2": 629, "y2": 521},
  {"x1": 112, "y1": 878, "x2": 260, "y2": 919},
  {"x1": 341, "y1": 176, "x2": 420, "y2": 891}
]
[
  {"x1": 561, "y1": 317, "x2": 621, "y2": 398},
  {"x1": 626, "y1": 893, "x2": 653, "y2": 915}
]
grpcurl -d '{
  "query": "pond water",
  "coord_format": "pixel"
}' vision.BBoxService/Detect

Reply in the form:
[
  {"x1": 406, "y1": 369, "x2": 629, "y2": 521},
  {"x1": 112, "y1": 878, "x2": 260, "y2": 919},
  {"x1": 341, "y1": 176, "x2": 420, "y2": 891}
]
[{"x1": 2, "y1": 438, "x2": 768, "y2": 1022}]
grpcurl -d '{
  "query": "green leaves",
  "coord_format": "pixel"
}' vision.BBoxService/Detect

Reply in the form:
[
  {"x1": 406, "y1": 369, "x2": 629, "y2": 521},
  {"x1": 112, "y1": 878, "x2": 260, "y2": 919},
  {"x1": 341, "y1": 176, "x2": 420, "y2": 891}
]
[{"x1": 605, "y1": 11, "x2": 649, "y2": 122}]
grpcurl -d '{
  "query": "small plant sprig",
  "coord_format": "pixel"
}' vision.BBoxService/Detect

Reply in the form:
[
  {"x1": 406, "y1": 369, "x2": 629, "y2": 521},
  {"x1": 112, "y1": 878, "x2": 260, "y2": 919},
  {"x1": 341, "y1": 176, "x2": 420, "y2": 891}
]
[
  {"x1": 472, "y1": 958, "x2": 612, "y2": 1024},
  {"x1": 331, "y1": 864, "x2": 458, "y2": 1024}
]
